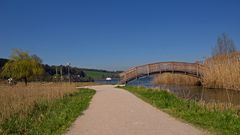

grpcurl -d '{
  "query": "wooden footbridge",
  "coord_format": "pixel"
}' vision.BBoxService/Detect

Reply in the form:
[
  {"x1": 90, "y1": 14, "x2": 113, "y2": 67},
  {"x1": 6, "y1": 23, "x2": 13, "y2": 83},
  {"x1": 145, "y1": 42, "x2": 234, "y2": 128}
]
[{"x1": 120, "y1": 62, "x2": 204, "y2": 83}]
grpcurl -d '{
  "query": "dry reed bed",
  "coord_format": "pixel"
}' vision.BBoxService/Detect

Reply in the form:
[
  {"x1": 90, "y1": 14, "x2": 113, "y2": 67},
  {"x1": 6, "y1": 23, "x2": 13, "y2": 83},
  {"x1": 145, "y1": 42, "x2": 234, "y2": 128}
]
[
  {"x1": 202, "y1": 52, "x2": 240, "y2": 90},
  {"x1": 153, "y1": 52, "x2": 240, "y2": 91},
  {"x1": 153, "y1": 73, "x2": 201, "y2": 86},
  {"x1": 0, "y1": 83, "x2": 77, "y2": 123}
]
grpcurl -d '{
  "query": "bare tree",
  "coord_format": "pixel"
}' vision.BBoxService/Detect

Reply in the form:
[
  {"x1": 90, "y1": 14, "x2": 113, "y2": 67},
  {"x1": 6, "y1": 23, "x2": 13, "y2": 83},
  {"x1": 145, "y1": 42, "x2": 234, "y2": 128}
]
[{"x1": 212, "y1": 33, "x2": 236, "y2": 56}]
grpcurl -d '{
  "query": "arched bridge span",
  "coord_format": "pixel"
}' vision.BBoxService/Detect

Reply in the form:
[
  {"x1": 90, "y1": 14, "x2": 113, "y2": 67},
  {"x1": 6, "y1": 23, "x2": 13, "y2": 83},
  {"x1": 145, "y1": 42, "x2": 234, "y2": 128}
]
[{"x1": 120, "y1": 62, "x2": 204, "y2": 83}]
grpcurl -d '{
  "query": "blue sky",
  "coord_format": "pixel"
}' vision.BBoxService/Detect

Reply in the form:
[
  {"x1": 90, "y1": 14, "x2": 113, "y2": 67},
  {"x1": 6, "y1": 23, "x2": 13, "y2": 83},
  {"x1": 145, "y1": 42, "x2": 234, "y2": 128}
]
[{"x1": 1, "y1": 0, "x2": 240, "y2": 70}]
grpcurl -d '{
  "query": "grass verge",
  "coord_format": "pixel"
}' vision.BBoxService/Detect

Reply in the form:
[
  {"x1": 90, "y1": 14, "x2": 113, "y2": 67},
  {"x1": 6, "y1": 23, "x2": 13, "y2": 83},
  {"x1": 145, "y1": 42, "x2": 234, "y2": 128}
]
[
  {"x1": 0, "y1": 88, "x2": 95, "y2": 135},
  {"x1": 120, "y1": 85, "x2": 240, "y2": 135}
]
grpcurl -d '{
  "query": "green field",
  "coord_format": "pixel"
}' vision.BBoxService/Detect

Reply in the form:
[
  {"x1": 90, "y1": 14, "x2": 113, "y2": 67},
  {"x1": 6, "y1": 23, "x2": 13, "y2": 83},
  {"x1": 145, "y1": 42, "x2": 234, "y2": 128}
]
[
  {"x1": 84, "y1": 70, "x2": 119, "y2": 80},
  {"x1": 120, "y1": 86, "x2": 240, "y2": 135}
]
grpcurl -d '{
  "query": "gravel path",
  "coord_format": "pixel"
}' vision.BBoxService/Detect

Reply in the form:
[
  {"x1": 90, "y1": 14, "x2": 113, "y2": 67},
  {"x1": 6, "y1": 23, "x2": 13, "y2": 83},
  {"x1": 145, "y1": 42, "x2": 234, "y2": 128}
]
[{"x1": 66, "y1": 85, "x2": 205, "y2": 135}]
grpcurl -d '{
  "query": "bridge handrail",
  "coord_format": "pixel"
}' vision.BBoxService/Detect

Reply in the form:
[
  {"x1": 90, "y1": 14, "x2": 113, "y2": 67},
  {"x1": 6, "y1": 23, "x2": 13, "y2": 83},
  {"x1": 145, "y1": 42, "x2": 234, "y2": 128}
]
[{"x1": 120, "y1": 61, "x2": 205, "y2": 83}]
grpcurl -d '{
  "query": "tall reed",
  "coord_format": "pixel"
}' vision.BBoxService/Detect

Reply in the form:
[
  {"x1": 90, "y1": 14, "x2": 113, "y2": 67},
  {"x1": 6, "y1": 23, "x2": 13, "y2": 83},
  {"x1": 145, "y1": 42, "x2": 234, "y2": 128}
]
[
  {"x1": 0, "y1": 82, "x2": 77, "y2": 123},
  {"x1": 202, "y1": 52, "x2": 240, "y2": 90},
  {"x1": 153, "y1": 73, "x2": 201, "y2": 86}
]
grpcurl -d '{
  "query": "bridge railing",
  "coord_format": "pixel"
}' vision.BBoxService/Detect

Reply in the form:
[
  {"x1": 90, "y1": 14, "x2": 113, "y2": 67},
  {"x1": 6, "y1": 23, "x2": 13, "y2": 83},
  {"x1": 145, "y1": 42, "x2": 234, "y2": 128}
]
[{"x1": 120, "y1": 62, "x2": 205, "y2": 83}]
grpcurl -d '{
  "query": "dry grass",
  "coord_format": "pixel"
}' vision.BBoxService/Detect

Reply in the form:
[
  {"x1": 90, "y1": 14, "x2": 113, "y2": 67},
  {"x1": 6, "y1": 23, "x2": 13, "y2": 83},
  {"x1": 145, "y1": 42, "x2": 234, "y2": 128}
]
[
  {"x1": 0, "y1": 82, "x2": 95, "y2": 124},
  {"x1": 198, "y1": 101, "x2": 239, "y2": 111},
  {"x1": 153, "y1": 73, "x2": 201, "y2": 86},
  {"x1": 202, "y1": 52, "x2": 240, "y2": 90}
]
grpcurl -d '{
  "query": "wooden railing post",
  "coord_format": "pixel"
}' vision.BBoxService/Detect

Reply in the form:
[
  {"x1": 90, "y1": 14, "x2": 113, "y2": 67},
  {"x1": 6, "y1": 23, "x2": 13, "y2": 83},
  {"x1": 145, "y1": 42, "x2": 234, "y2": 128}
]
[
  {"x1": 135, "y1": 67, "x2": 138, "y2": 80},
  {"x1": 197, "y1": 64, "x2": 199, "y2": 77},
  {"x1": 159, "y1": 63, "x2": 162, "y2": 74},
  {"x1": 147, "y1": 64, "x2": 150, "y2": 76}
]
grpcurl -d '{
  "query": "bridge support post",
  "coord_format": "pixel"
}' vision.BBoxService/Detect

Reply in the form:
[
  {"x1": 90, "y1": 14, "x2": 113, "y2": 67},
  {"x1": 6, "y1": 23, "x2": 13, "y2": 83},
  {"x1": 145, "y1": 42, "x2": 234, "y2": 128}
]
[
  {"x1": 135, "y1": 67, "x2": 138, "y2": 80},
  {"x1": 197, "y1": 64, "x2": 199, "y2": 77},
  {"x1": 147, "y1": 64, "x2": 150, "y2": 76},
  {"x1": 159, "y1": 64, "x2": 161, "y2": 74}
]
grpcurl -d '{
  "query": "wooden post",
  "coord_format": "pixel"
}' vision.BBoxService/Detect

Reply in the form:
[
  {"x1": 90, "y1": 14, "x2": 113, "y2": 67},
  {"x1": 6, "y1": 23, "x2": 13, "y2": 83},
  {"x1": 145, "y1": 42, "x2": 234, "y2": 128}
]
[
  {"x1": 197, "y1": 64, "x2": 199, "y2": 77},
  {"x1": 147, "y1": 64, "x2": 150, "y2": 76},
  {"x1": 123, "y1": 72, "x2": 128, "y2": 84},
  {"x1": 159, "y1": 63, "x2": 161, "y2": 74},
  {"x1": 135, "y1": 67, "x2": 138, "y2": 80}
]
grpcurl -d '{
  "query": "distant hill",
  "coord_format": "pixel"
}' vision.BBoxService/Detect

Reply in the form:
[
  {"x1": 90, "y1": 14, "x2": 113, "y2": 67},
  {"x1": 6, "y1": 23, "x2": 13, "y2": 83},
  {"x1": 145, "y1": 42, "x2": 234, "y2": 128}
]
[{"x1": 0, "y1": 58, "x2": 120, "y2": 81}]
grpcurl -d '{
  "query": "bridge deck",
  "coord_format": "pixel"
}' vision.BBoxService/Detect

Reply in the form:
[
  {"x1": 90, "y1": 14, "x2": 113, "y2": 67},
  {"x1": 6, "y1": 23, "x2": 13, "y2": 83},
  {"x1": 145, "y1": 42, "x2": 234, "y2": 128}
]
[{"x1": 120, "y1": 62, "x2": 204, "y2": 83}]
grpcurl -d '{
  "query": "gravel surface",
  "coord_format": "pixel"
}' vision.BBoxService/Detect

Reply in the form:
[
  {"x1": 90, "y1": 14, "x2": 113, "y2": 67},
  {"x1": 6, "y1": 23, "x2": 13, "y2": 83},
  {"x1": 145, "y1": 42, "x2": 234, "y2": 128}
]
[{"x1": 66, "y1": 85, "x2": 205, "y2": 135}]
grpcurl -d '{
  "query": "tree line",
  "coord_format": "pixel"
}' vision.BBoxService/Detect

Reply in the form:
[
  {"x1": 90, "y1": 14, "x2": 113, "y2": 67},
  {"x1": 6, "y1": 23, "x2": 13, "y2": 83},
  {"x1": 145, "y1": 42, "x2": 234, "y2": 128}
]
[
  {"x1": 0, "y1": 49, "x2": 119, "y2": 85},
  {"x1": 39, "y1": 64, "x2": 94, "y2": 82}
]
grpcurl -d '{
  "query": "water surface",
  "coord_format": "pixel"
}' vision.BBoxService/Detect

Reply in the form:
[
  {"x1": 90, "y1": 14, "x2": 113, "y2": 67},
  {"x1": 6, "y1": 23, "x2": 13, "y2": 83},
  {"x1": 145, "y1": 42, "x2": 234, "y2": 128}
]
[{"x1": 127, "y1": 76, "x2": 240, "y2": 106}]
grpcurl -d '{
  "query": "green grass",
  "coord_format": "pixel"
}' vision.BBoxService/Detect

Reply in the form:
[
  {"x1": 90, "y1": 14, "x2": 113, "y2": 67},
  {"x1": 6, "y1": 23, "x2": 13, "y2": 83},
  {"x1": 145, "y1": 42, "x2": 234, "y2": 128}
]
[
  {"x1": 0, "y1": 88, "x2": 95, "y2": 135},
  {"x1": 120, "y1": 86, "x2": 240, "y2": 135},
  {"x1": 84, "y1": 70, "x2": 114, "y2": 80}
]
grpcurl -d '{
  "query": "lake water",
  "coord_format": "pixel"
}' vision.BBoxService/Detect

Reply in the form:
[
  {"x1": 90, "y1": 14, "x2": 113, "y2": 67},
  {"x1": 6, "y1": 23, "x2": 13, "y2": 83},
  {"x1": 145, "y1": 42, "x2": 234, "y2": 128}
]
[{"x1": 127, "y1": 76, "x2": 240, "y2": 106}]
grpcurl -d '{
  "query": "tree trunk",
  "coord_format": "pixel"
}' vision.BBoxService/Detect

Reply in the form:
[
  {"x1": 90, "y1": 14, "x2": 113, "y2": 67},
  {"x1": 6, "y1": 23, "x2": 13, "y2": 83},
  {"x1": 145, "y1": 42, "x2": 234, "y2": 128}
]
[{"x1": 24, "y1": 77, "x2": 28, "y2": 86}]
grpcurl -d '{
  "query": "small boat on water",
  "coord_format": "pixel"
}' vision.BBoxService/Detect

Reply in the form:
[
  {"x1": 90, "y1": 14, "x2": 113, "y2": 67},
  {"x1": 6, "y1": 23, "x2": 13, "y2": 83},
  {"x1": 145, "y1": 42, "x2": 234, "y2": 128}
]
[{"x1": 106, "y1": 77, "x2": 112, "y2": 81}]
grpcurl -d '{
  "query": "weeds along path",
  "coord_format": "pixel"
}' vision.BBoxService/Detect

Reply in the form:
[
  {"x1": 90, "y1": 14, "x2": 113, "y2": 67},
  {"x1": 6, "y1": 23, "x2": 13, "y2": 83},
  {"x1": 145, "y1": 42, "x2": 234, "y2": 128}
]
[{"x1": 66, "y1": 85, "x2": 204, "y2": 135}]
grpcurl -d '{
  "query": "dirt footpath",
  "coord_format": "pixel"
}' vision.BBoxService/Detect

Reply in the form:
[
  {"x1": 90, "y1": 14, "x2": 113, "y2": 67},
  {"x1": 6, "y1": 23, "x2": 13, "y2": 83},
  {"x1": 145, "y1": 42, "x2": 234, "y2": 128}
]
[{"x1": 66, "y1": 85, "x2": 205, "y2": 135}]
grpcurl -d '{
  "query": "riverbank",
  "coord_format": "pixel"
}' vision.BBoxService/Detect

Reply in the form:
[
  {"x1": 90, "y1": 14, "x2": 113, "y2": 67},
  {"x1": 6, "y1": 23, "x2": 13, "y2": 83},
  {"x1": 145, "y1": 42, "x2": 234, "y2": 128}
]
[
  {"x1": 0, "y1": 87, "x2": 95, "y2": 135},
  {"x1": 120, "y1": 85, "x2": 240, "y2": 135}
]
